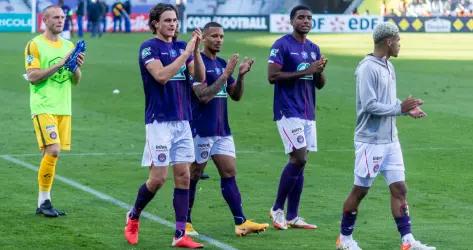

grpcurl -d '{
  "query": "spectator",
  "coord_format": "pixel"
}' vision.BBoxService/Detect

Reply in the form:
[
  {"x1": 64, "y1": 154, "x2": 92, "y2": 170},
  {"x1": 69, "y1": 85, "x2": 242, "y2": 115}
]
[
  {"x1": 123, "y1": 0, "x2": 131, "y2": 32},
  {"x1": 112, "y1": 0, "x2": 124, "y2": 32},
  {"x1": 100, "y1": 0, "x2": 108, "y2": 33},
  {"x1": 76, "y1": 0, "x2": 84, "y2": 37},
  {"x1": 88, "y1": 0, "x2": 102, "y2": 37},
  {"x1": 58, "y1": 0, "x2": 73, "y2": 39}
]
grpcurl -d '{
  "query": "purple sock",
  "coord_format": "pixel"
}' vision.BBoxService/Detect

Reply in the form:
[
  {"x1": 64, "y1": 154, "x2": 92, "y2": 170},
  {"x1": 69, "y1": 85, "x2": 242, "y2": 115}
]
[
  {"x1": 221, "y1": 176, "x2": 246, "y2": 225},
  {"x1": 173, "y1": 188, "x2": 189, "y2": 238},
  {"x1": 129, "y1": 183, "x2": 156, "y2": 219},
  {"x1": 187, "y1": 178, "x2": 199, "y2": 223},
  {"x1": 286, "y1": 173, "x2": 304, "y2": 221},
  {"x1": 340, "y1": 210, "x2": 358, "y2": 236},
  {"x1": 273, "y1": 163, "x2": 303, "y2": 211},
  {"x1": 395, "y1": 215, "x2": 412, "y2": 237}
]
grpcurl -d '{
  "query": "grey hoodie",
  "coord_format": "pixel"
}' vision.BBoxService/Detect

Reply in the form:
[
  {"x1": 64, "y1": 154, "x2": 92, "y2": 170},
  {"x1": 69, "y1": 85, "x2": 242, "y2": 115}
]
[{"x1": 354, "y1": 54, "x2": 403, "y2": 144}]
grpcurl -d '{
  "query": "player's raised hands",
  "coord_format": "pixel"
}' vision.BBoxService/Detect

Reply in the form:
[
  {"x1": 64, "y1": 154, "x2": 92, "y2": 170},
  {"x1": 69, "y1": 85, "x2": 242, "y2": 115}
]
[
  {"x1": 184, "y1": 35, "x2": 198, "y2": 56},
  {"x1": 408, "y1": 106, "x2": 427, "y2": 119},
  {"x1": 192, "y1": 28, "x2": 202, "y2": 53},
  {"x1": 239, "y1": 57, "x2": 255, "y2": 76},
  {"x1": 401, "y1": 95, "x2": 423, "y2": 113},
  {"x1": 224, "y1": 53, "x2": 239, "y2": 78},
  {"x1": 308, "y1": 55, "x2": 328, "y2": 74}
]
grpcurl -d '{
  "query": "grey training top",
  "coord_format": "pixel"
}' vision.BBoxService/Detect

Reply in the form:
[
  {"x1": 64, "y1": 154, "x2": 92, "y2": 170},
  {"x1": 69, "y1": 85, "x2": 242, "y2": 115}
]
[{"x1": 354, "y1": 54, "x2": 404, "y2": 144}]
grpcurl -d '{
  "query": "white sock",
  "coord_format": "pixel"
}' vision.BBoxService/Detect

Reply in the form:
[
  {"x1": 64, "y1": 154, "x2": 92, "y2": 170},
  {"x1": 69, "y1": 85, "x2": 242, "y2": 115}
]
[
  {"x1": 340, "y1": 234, "x2": 353, "y2": 243},
  {"x1": 38, "y1": 191, "x2": 51, "y2": 207},
  {"x1": 402, "y1": 233, "x2": 415, "y2": 243}
]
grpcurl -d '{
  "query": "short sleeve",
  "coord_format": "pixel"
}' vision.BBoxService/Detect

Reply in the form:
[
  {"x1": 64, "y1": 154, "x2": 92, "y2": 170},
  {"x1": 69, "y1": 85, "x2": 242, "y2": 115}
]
[
  {"x1": 268, "y1": 39, "x2": 285, "y2": 66},
  {"x1": 25, "y1": 40, "x2": 40, "y2": 70},
  {"x1": 139, "y1": 41, "x2": 160, "y2": 66}
]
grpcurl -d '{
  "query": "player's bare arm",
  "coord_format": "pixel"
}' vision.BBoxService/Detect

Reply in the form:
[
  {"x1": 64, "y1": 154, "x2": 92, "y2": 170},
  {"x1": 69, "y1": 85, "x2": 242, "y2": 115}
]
[
  {"x1": 146, "y1": 35, "x2": 197, "y2": 85},
  {"x1": 267, "y1": 57, "x2": 325, "y2": 84},
  {"x1": 228, "y1": 57, "x2": 254, "y2": 101},
  {"x1": 193, "y1": 54, "x2": 238, "y2": 103},
  {"x1": 26, "y1": 50, "x2": 72, "y2": 84}
]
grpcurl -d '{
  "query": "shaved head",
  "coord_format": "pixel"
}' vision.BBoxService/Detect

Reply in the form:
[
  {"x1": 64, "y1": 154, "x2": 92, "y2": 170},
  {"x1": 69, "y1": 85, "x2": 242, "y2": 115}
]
[{"x1": 42, "y1": 5, "x2": 63, "y2": 18}]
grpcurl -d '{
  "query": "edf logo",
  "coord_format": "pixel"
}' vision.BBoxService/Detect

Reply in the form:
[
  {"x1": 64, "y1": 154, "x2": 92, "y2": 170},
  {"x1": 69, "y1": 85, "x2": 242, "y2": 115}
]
[{"x1": 348, "y1": 17, "x2": 380, "y2": 31}]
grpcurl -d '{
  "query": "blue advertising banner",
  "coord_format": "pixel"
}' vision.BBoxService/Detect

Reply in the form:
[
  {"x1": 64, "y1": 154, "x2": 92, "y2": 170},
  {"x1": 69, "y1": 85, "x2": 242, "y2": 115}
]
[
  {"x1": 0, "y1": 13, "x2": 32, "y2": 32},
  {"x1": 385, "y1": 16, "x2": 473, "y2": 32}
]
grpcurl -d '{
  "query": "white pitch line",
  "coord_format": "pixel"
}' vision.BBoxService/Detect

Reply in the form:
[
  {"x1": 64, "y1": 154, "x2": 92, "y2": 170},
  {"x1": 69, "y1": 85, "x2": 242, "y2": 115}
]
[
  {"x1": 0, "y1": 155, "x2": 238, "y2": 250},
  {"x1": 2, "y1": 146, "x2": 472, "y2": 158}
]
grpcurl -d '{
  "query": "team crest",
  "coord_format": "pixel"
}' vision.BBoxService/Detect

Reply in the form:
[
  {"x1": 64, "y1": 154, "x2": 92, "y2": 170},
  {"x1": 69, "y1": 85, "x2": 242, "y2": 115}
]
[
  {"x1": 201, "y1": 151, "x2": 209, "y2": 159},
  {"x1": 215, "y1": 67, "x2": 221, "y2": 75},
  {"x1": 270, "y1": 49, "x2": 279, "y2": 57},
  {"x1": 373, "y1": 164, "x2": 380, "y2": 173},
  {"x1": 49, "y1": 132, "x2": 57, "y2": 139},
  {"x1": 301, "y1": 51, "x2": 308, "y2": 59},
  {"x1": 158, "y1": 153, "x2": 167, "y2": 162},
  {"x1": 310, "y1": 52, "x2": 317, "y2": 60},
  {"x1": 141, "y1": 47, "x2": 151, "y2": 59},
  {"x1": 297, "y1": 135, "x2": 305, "y2": 143},
  {"x1": 170, "y1": 49, "x2": 177, "y2": 57},
  {"x1": 26, "y1": 55, "x2": 34, "y2": 64}
]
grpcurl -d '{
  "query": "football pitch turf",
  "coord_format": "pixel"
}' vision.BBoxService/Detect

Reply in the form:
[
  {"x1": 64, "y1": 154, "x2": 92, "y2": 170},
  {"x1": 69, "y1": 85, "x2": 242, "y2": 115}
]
[{"x1": 0, "y1": 32, "x2": 472, "y2": 249}]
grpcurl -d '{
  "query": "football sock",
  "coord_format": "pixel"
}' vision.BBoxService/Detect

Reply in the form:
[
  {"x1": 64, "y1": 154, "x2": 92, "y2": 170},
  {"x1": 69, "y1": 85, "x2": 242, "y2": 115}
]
[
  {"x1": 129, "y1": 183, "x2": 156, "y2": 219},
  {"x1": 187, "y1": 178, "x2": 199, "y2": 223},
  {"x1": 395, "y1": 215, "x2": 412, "y2": 238},
  {"x1": 402, "y1": 233, "x2": 415, "y2": 243},
  {"x1": 174, "y1": 188, "x2": 189, "y2": 238},
  {"x1": 341, "y1": 210, "x2": 358, "y2": 236},
  {"x1": 221, "y1": 176, "x2": 246, "y2": 225},
  {"x1": 273, "y1": 162, "x2": 303, "y2": 211},
  {"x1": 286, "y1": 173, "x2": 304, "y2": 220},
  {"x1": 37, "y1": 154, "x2": 57, "y2": 207}
]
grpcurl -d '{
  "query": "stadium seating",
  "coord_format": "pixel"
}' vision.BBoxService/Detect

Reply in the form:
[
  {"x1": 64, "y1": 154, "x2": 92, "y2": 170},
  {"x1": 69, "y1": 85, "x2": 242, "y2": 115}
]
[{"x1": 0, "y1": 0, "x2": 29, "y2": 13}]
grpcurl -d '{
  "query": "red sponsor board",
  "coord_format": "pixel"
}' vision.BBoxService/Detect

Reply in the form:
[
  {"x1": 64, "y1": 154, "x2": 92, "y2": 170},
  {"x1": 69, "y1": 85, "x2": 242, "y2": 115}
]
[{"x1": 37, "y1": 13, "x2": 150, "y2": 32}]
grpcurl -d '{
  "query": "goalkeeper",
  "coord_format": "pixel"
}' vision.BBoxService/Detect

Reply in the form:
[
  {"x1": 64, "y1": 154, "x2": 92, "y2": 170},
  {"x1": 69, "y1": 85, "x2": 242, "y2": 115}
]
[{"x1": 23, "y1": 5, "x2": 86, "y2": 217}]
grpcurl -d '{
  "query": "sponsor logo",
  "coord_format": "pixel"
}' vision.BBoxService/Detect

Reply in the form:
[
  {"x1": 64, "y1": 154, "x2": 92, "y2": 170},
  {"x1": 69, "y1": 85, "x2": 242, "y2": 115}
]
[
  {"x1": 26, "y1": 55, "x2": 34, "y2": 64},
  {"x1": 301, "y1": 51, "x2": 308, "y2": 59},
  {"x1": 297, "y1": 135, "x2": 305, "y2": 143},
  {"x1": 310, "y1": 52, "x2": 317, "y2": 60},
  {"x1": 49, "y1": 132, "x2": 57, "y2": 139},
  {"x1": 156, "y1": 145, "x2": 168, "y2": 151},
  {"x1": 141, "y1": 47, "x2": 151, "y2": 59},
  {"x1": 170, "y1": 65, "x2": 187, "y2": 81},
  {"x1": 270, "y1": 48, "x2": 278, "y2": 57},
  {"x1": 215, "y1": 67, "x2": 221, "y2": 75},
  {"x1": 197, "y1": 143, "x2": 210, "y2": 148},
  {"x1": 45, "y1": 125, "x2": 56, "y2": 132},
  {"x1": 158, "y1": 153, "x2": 167, "y2": 162},
  {"x1": 290, "y1": 52, "x2": 299, "y2": 55},
  {"x1": 291, "y1": 128, "x2": 303, "y2": 134},
  {"x1": 373, "y1": 156, "x2": 382, "y2": 161},
  {"x1": 187, "y1": 15, "x2": 268, "y2": 31},
  {"x1": 170, "y1": 49, "x2": 177, "y2": 57},
  {"x1": 200, "y1": 151, "x2": 209, "y2": 159},
  {"x1": 425, "y1": 18, "x2": 451, "y2": 32}
]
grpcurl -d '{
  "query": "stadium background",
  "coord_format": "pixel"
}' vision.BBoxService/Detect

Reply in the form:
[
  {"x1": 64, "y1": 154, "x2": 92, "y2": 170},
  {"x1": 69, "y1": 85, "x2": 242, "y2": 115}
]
[{"x1": 0, "y1": 0, "x2": 472, "y2": 249}]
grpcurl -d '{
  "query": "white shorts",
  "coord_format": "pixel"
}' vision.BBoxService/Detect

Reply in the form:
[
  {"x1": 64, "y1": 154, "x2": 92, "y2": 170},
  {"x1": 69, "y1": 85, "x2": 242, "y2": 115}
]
[
  {"x1": 194, "y1": 135, "x2": 236, "y2": 164},
  {"x1": 142, "y1": 120, "x2": 195, "y2": 167},
  {"x1": 276, "y1": 116, "x2": 317, "y2": 154},
  {"x1": 353, "y1": 141, "x2": 405, "y2": 187}
]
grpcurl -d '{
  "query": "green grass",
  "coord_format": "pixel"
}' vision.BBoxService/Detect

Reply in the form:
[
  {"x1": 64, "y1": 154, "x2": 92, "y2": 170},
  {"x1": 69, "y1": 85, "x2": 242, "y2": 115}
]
[{"x1": 1, "y1": 31, "x2": 472, "y2": 249}]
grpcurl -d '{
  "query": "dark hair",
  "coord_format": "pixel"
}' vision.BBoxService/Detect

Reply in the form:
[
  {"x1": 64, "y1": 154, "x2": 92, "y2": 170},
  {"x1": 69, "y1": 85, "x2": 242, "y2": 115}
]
[
  {"x1": 203, "y1": 21, "x2": 222, "y2": 31},
  {"x1": 290, "y1": 5, "x2": 311, "y2": 20},
  {"x1": 148, "y1": 3, "x2": 178, "y2": 34}
]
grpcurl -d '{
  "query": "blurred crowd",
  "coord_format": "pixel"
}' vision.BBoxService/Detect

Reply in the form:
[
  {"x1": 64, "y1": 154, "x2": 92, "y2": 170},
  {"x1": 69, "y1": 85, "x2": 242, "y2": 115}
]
[
  {"x1": 60, "y1": 0, "x2": 132, "y2": 39},
  {"x1": 383, "y1": 0, "x2": 473, "y2": 17}
]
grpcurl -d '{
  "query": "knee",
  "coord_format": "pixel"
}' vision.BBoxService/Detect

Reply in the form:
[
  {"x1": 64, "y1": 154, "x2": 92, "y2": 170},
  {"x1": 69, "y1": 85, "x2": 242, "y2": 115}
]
[
  {"x1": 390, "y1": 183, "x2": 407, "y2": 199},
  {"x1": 352, "y1": 187, "x2": 369, "y2": 201},
  {"x1": 45, "y1": 146, "x2": 60, "y2": 157},
  {"x1": 290, "y1": 156, "x2": 307, "y2": 167},
  {"x1": 175, "y1": 170, "x2": 190, "y2": 187},
  {"x1": 190, "y1": 164, "x2": 204, "y2": 180},
  {"x1": 147, "y1": 176, "x2": 166, "y2": 192}
]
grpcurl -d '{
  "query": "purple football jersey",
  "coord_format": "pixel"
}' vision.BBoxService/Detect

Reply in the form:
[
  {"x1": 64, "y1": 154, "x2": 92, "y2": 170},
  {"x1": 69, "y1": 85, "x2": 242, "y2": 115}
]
[
  {"x1": 268, "y1": 34, "x2": 321, "y2": 121},
  {"x1": 191, "y1": 53, "x2": 236, "y2": 137},
  {"x1": 139, "y1": 38, "x2": 193, "y2": 124}
]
